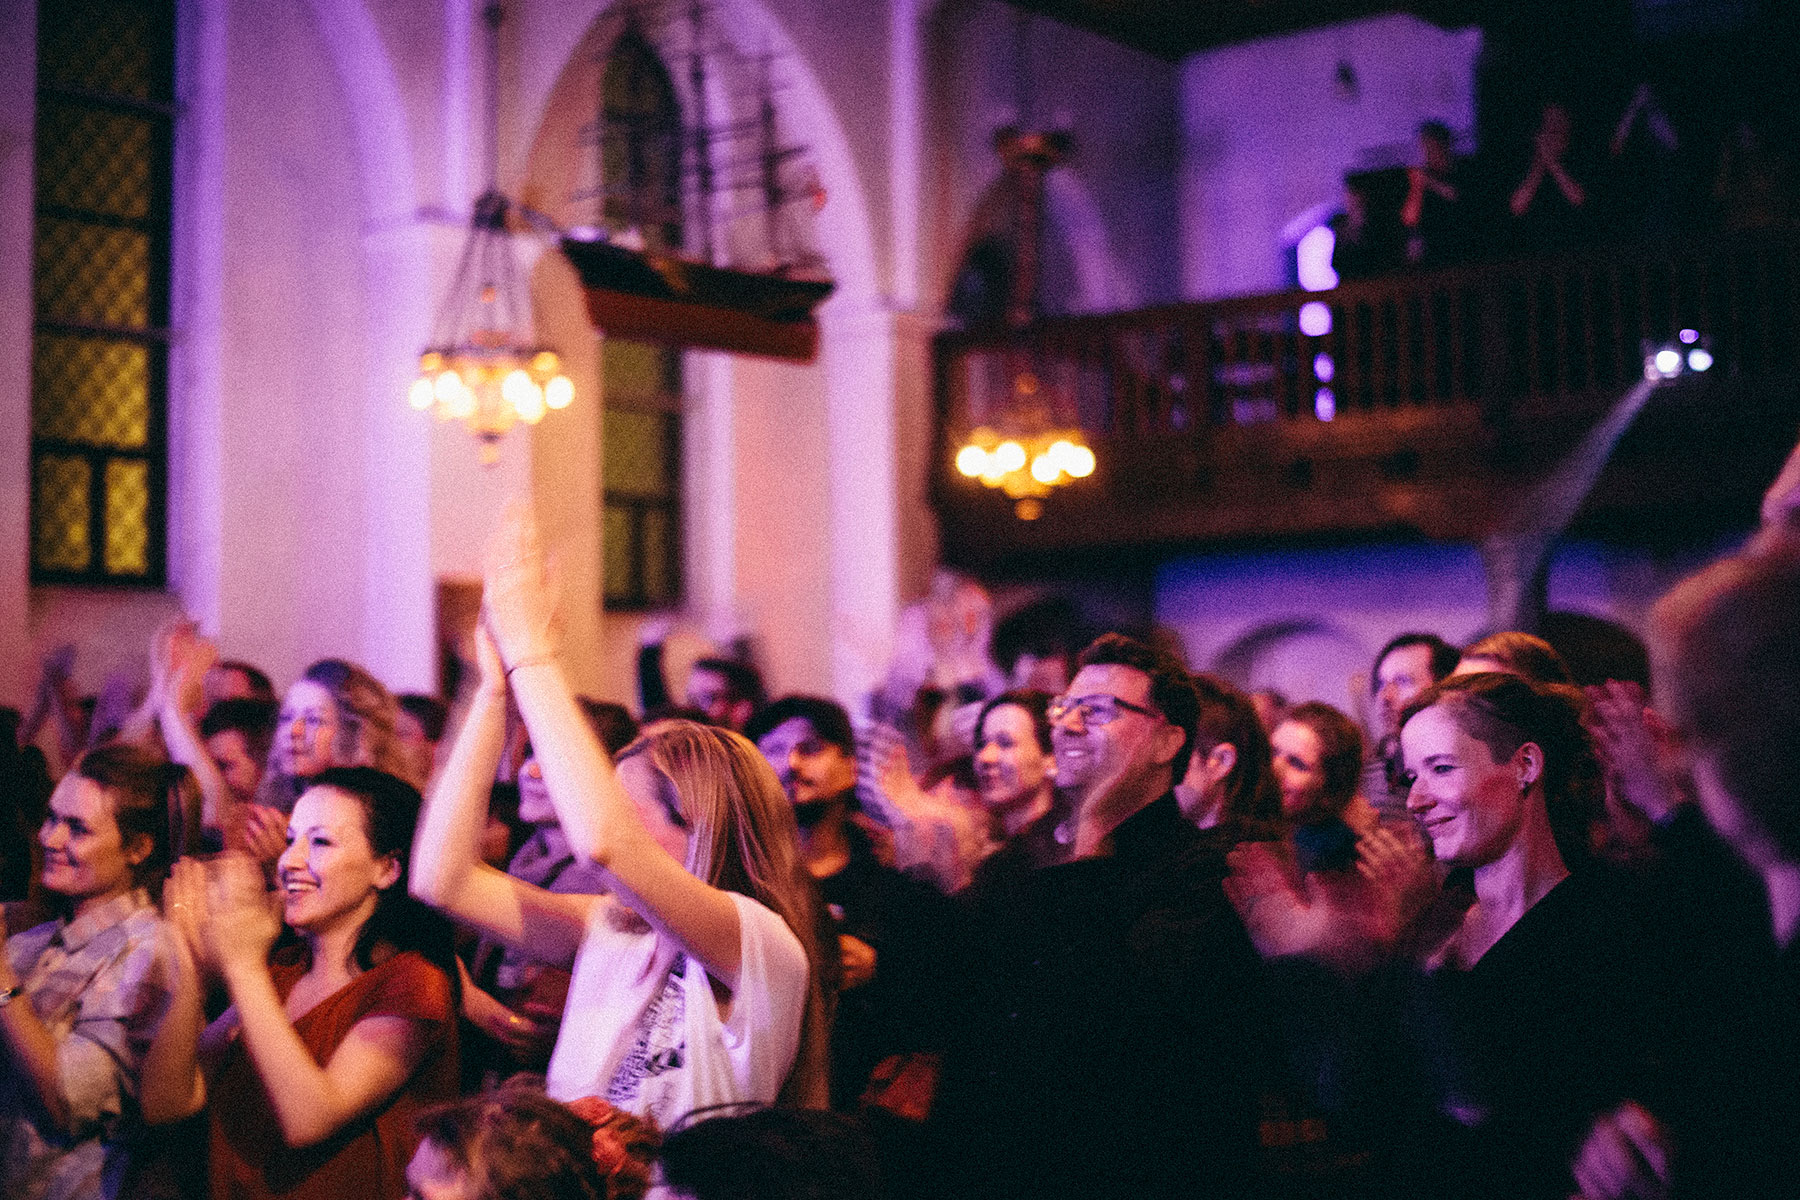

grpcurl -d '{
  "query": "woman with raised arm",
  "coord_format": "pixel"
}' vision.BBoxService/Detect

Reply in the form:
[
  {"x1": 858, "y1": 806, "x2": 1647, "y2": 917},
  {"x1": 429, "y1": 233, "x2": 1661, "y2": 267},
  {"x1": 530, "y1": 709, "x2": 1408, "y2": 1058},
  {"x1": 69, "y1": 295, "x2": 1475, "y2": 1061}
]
[
  {"x1": 156, "y1": 767, "x2": 459, "y2": 1200},
  {"x1": 411, "y1": 505, "x2": 829, "y2": 1124},
  {"x1": 0, "y1": 743, "x2": 195, "y2": 1200}
]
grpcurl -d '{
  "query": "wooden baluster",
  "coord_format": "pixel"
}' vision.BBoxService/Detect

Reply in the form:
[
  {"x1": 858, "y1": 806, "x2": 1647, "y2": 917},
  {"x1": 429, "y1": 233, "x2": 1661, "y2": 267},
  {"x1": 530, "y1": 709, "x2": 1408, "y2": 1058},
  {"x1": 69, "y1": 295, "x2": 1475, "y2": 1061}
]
[{"x1": 1447, "y1": 287, "x2": 1466, "y2": 404}]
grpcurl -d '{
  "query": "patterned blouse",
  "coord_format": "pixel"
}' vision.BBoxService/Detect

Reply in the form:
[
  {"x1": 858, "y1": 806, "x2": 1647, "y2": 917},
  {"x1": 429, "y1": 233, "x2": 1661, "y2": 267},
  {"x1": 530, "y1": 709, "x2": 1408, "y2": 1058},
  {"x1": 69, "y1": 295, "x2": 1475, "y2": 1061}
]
[{"x1": 1, "y1": 888, "x2": 178, "y2": 1200}]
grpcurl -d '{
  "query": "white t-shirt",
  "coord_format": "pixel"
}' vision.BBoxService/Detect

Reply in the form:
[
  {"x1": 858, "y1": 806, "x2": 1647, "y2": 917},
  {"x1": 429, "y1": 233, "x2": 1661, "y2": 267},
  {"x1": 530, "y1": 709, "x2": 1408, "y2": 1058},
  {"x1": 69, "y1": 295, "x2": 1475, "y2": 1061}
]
[{"x1": 545, "y1": 890, "x2": 809, "y2": 1128}]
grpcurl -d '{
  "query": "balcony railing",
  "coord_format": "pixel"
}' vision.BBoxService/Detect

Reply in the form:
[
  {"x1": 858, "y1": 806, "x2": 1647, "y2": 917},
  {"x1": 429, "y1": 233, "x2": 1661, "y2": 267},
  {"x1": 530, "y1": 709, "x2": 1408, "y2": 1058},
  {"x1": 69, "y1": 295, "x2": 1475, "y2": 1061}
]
[{"x1": 933, "y1": 226, "x2": 1800, "y2": 568}]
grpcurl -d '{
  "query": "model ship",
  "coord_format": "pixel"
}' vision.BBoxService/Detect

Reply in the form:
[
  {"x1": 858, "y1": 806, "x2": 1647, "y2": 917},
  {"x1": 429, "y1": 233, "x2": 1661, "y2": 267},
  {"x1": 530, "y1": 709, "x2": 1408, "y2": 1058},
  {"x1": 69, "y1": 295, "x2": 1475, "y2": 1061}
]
[{"x1": 561, "y1": 3, "x2": 834, "y2": 363}]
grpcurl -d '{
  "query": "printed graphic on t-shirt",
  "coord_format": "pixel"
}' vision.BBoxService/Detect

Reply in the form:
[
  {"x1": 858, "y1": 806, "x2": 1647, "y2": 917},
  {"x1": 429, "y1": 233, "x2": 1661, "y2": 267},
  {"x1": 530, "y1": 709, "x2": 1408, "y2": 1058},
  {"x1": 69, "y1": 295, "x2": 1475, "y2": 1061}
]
[{"x1": 604, "y1": 970, "x2": 687, "y2": 1111}]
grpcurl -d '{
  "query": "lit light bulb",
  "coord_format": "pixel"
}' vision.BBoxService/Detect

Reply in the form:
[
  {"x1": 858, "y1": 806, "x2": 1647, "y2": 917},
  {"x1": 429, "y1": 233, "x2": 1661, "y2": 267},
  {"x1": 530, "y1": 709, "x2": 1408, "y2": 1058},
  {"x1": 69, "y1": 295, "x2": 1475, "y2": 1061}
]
[
  {"x1": 1313, "y1": 352, "x2": 1335, "y2": 383},
  {"x1": 516, "y1": 381, "x2": 547, "y2": 424},
  {"x1": 1315, "y1": 387, "x2": 1336, "y2": 421},
  {"x1": 502, "y1": 370, "x2": 534, "y2": 407},
  {"x1": 994, "y1": 441, "x2": 1027, "y2": 472},
  {"x1": 1030, "y1": 454, "x2": 1060, "y2": 484},
  {"x1": 1046, "y1": 440, "x2": 1077, "y2": 473},
  {"x1": 956, "y1": 445, "x2": 989, "y2": 477},
  {"x1": 544, "y1": 376, "x2": 575, "y2": 409},
  {"x1": 434, "y1": 370, "x2": 463, "y2": 404},
  {"x1": 1679, "y1": 329, "x2": 1699, "y2": 345},
  {"x1": 1654, "y1": 349, "x2": 1682, "y2": 376},
  {"x1": 419, "y1": 351, "x2": 445, "y2": 373},
  {"x1": 531, "y1": 351, "x2": 561, "y2": 376},
  {"x1": 408, "y1": 377, "x2": 435, "y2": 410},
  {"x1": 1686, "y1": 348, "x2": 1712, "y2": 372},
  {"x1": 445, "y1": 379, "x2": 477, "y2": 420},
  {"x1": 1066, "y1": 445, "x2": 1096, "y2": 478}
]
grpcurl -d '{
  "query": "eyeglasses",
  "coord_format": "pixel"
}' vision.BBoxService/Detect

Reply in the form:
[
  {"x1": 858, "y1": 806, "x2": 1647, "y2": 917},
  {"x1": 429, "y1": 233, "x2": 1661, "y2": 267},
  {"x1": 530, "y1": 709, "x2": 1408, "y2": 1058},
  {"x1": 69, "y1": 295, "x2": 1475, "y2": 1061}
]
[{"x1": 1048, "y1": 693, "x2": 1162, "y2": 727}]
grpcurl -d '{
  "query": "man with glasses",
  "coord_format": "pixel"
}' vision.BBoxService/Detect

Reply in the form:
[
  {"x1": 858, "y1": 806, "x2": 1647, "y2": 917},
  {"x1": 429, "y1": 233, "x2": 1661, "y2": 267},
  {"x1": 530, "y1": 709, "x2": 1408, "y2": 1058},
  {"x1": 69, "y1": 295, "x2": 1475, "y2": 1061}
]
[{"x1": 933, "y1": 633, "x2": 1269, "y2": 1200}]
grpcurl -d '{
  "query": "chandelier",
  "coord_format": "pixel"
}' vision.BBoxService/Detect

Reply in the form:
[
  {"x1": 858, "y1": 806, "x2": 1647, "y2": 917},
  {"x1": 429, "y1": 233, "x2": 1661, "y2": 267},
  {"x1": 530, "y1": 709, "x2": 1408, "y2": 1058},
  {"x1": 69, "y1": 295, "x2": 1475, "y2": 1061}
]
[
  {"x1": 953, "y1": 367, "x2": 1094, "y2": 521},
  {"x1": 409, "y1": 3, "x2": 572, "y2": 464}
]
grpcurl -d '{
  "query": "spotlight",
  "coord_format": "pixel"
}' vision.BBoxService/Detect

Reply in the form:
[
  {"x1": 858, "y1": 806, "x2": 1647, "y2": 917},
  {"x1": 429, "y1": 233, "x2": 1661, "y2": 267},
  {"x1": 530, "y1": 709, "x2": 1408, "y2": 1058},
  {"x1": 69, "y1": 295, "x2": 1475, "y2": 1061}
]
[{"x1": 1299, "y1": 301, "x2": 1332, "y2": 337}]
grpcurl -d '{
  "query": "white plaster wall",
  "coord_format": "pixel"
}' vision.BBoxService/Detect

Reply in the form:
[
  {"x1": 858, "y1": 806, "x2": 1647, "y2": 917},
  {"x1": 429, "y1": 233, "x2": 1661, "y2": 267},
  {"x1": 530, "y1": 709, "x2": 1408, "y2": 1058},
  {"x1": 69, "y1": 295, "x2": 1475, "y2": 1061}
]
[
  {"x1": 0, "y1": 0, "x2": 37, "y2": 705},
  {"x1": 927, "y1": 0, "x2": 1181, "y2": 313},
  {"x1": 1178, "y1": 13, "x2": 1482, "y2": 300},
  {"x1": 208, "y1": 0, "x2": 373, "y2": 687}
]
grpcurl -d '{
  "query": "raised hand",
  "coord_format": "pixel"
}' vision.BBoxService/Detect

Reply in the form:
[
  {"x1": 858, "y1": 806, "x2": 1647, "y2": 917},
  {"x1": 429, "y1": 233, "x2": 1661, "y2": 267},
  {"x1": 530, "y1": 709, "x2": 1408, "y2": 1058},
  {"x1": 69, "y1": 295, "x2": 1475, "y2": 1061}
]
[
  {"x1": 473, "y1": 622, "x2": 507, "y2": 699},
  {"x1": 200, "y1": 854, "x2": 282, "y2": 977},
  {"x1": 482, "y1": 502, "x2": 559, "y2": 668},
  {"x1": 1585, "y1": 681, "x2": 1683, "y2": 824},
  {"x1": 162, "y1": 858, "x2": 211, "y2": 969},
  {"x1": 238, "y1": 805, "x2": 290, "y2": 869},
  {"x1": 1225, "y1": 840, "x2": 1327, "y2": 961},
  {"x1": 1571, "y1": 1100, "x2": 1672, "y2": 1200},
  {"x1": 1355, "y1": 822, "x2": 1438, "y2": 940}
]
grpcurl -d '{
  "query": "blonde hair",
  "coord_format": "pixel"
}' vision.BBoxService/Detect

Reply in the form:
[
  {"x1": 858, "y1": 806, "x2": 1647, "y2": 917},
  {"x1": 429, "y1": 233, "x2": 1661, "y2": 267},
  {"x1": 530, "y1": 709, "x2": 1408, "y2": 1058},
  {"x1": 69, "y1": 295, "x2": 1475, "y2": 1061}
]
[
  {"x1": 260, "y1": 658, "x2": 411, "y2": 809},
  {"x1": 620, "y1": 721, "x2": 831, "y2": 1109}
]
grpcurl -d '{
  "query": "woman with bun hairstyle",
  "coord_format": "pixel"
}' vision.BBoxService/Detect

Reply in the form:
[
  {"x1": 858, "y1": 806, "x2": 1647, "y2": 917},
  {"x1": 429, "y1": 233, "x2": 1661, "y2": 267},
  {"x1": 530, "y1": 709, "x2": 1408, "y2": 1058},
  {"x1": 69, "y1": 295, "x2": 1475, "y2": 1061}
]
[
  {"x1": 1389, "y1": 671, "x2": 1660, "y2": 1200},
  {"x1": 0, "y1": 743, "x2": 196, "y2": 1199},
  {"x1": 411, "y1": 506, "x2": 829, "y2": 1126}
]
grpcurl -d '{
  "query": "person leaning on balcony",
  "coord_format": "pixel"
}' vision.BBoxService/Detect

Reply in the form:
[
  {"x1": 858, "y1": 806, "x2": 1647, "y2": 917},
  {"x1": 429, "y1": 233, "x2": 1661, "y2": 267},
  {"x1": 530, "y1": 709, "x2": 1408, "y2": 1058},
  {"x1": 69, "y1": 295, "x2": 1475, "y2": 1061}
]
[{"x1": 1403, "y1": 121, "x2": 1469, "y2": 266}]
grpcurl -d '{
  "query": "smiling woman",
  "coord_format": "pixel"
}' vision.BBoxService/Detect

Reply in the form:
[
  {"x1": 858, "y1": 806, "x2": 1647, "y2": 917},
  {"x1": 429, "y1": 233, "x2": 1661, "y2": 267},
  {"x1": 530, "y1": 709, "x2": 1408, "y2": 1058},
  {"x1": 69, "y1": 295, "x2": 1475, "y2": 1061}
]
[
  {"x1": 1388, "y1": 672, "x2": 1658, "y2": 1199},
  {"x1": 153, "y1": 768, "x2": 460, "y2": 1200},
  {"x1": 258, "y1": 660, "x2": 413, "y2": 812},
  {"x1": 0, "y1": 744, "x2": 194, "y2": 1200}
]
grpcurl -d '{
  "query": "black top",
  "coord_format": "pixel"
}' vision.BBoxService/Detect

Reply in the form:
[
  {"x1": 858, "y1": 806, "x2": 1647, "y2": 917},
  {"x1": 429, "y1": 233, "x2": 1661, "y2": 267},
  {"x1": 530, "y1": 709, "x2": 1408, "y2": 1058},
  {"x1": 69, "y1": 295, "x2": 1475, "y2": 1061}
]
[
  {"x1": 932, "y1": 793, "x2": 1270, "y2": 1200},
  {"x1": 816, "y1": 816, "x2": 957, "y2": 1111},
  {"x1": 1376, "y1": 870, "x2": 1658, "y2": 1200}
]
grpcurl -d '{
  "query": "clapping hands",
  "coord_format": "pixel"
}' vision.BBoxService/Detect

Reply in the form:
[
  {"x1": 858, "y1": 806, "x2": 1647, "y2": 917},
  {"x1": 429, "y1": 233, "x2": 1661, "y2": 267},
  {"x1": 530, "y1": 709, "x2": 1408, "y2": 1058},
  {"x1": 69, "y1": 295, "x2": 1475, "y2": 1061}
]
[
  {"x1": 165, "y1": 854, "x2": 282, "y2": 979},
  {"x1": 482, "y1": 503, "x2": 559, "y2": 669}
]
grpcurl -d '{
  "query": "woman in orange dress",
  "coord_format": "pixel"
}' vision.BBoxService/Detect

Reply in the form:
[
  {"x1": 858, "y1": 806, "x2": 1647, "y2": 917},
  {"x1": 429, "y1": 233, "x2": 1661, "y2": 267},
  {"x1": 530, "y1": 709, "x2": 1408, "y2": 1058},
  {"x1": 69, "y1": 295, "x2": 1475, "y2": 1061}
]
[{"x1": 157, "y1": 766, "x2": 458, "y2": 1200}]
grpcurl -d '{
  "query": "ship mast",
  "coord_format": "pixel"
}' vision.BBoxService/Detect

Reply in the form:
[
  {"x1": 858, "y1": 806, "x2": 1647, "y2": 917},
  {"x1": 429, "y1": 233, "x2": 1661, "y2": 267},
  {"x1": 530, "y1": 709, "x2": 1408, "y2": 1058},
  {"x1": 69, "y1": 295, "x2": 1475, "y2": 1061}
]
[
  {"x1": 759, "y1": 51, "x2": 784, "y2": 269},
  {"x1": 687, "y1": 1, "x2": 715, "y2": 265}
]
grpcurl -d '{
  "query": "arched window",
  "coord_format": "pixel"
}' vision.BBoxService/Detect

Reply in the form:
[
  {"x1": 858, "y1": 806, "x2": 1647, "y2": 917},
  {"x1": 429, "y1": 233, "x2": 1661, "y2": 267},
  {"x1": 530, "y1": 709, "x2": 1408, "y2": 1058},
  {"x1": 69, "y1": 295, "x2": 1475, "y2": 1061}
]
[{"x1": 600, "y1": 31, "x2": 684, "y2": 609}]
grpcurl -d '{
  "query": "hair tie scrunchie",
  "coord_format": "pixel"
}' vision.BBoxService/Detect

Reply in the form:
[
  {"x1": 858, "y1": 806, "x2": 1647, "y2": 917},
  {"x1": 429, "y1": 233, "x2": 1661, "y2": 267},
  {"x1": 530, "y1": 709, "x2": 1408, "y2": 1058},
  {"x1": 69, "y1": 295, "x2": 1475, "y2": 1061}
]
[{"x1": 561, "y1": 1096, "x2": 660, "y2": 1200}]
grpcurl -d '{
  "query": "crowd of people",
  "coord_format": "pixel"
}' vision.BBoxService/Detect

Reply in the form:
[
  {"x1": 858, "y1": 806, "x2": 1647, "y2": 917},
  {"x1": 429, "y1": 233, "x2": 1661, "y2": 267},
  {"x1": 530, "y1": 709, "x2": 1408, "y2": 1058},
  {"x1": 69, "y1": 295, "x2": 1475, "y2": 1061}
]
[
  {"x1": 1329, "y1": 92, "x2": 1796, "y2": 281},
  {"x1": 1, "y1": 433, "x2": 1798, "y2": 1200}
]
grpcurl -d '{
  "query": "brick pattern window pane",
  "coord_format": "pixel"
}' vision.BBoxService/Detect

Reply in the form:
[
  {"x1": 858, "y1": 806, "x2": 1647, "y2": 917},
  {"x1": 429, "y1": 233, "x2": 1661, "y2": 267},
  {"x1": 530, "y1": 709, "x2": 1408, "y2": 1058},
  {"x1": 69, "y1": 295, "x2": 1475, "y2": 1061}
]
[
  {"x1": 36, "y1": 0, "x2": 165, "y2": 102},
  {"x1": 32, "y1": 334, "x2": 150, "y2": 447},
  {"x1": 602, "y1": 407, "x2": 668, "y2": 496},
  {"x1": 35, "y1": 102, "x2": 155, "y2": 220},
  {"x1": 104, "y1": 459, "x2": 150, "y2": 575},
  {"x1": 33, "y1": 456, "x2": 93, "y2": 573},
  {"x1": 641, "y1": 508, "x2": 673, "y2": 605},
  {"x1": 30, "y1": 0, "x2": 171, "y2": 585},
  {"x1": 34, "y1": 218, "x2": 151, "y2": 327},
  {"x1": 603, "y1": 505, "x2": 635, "y2": 604}
]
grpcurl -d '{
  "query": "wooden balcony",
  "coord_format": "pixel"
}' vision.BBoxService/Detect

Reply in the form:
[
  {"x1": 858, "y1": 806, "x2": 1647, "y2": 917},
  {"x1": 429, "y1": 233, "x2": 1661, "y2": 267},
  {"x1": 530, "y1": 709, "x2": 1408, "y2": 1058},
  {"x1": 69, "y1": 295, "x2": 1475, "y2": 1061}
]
[{"x1": 932, "y1": 228, "x2": 1800, "y2": 573}]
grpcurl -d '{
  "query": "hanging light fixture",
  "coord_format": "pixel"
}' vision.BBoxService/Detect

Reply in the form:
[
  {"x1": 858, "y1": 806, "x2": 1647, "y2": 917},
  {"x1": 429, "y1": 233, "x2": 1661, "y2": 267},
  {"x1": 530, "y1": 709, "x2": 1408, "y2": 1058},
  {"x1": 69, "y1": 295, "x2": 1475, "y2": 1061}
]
[
  {"x1": 950, "y1": 12, "x2": 1092, "y2": 522},
  {"x1": 411, "y1": 2, "x2": 572, "y2": 464},
  {"x1": 954, "y1": 365, "x2": 1094, "y2": 520}
]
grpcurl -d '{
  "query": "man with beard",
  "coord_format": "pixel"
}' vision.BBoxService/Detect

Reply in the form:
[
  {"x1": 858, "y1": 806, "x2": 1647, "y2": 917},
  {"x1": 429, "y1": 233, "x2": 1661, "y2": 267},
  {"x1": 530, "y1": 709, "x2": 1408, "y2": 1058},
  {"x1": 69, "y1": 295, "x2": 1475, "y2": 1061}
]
[
  {"x1": 747, "y1": 696, "x2": 952, "y2": 1111},
  {"x1": 932, "y1": 633, "x2": 1270, "y2": 1200}
]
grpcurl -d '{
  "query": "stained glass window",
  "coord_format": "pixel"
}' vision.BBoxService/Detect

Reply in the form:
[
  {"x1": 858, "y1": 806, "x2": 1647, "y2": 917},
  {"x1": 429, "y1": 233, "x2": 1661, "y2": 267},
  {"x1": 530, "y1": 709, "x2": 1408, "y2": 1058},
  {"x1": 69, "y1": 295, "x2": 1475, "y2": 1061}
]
[
  {"x1": 600, "y1": 35, "x2": 683, "y2": 610},
  {"x1": 30, "y1": 0, "x2": 173, "y2": 584}
]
